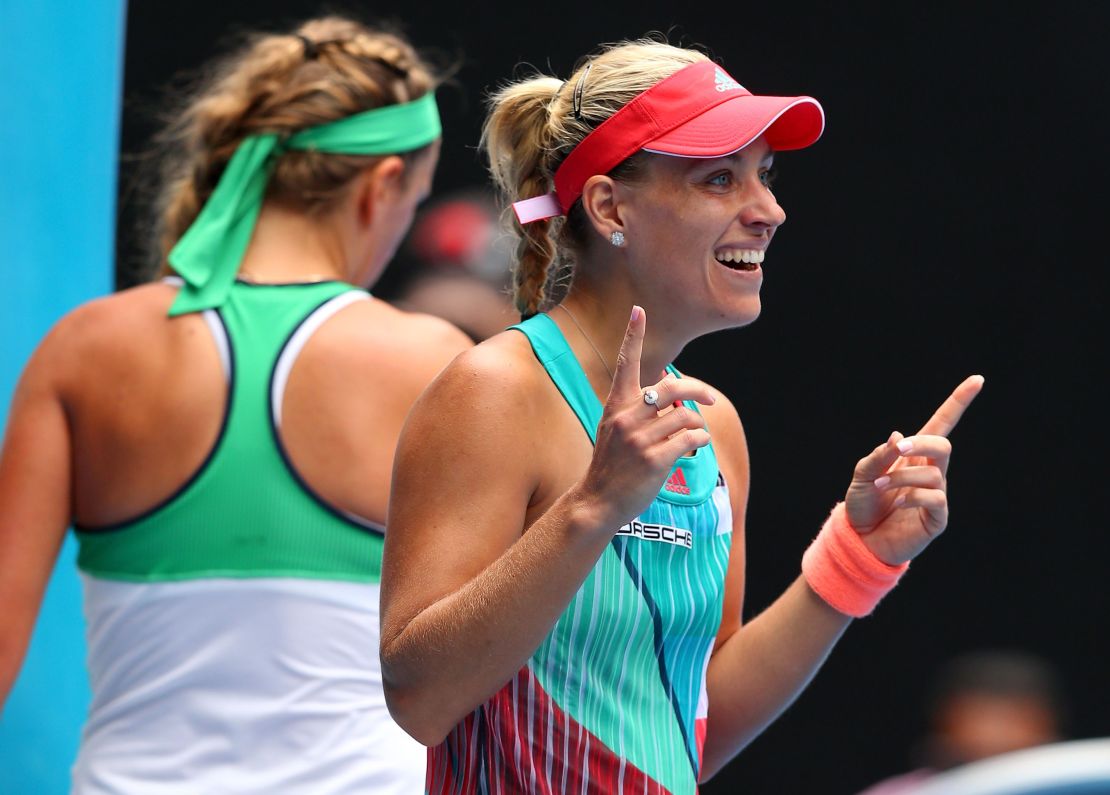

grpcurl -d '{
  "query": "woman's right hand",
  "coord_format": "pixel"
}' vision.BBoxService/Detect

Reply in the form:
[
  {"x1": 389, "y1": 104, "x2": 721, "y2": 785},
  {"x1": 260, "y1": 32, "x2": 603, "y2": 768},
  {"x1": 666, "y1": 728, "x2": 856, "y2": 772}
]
[{"x1": 574, "y1": 306, "x2": 717, "y2": 529}]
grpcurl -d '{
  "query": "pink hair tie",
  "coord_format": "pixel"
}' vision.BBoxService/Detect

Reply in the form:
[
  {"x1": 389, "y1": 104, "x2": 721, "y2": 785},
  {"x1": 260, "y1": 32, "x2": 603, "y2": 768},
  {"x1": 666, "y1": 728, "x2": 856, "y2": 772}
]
[
  {"x1": 512, "y1": 192, "x2": 562, "y2": 224},
  {"x1": 802, "y1": 502, "x2": 909, "y2": 618}
]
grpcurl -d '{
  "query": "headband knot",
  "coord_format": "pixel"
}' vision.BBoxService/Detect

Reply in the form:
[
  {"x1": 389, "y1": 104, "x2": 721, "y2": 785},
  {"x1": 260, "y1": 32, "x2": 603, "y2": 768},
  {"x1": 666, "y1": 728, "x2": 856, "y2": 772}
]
[{"x1": 167, "y1": 93, "x2": 442, "y2": 316}]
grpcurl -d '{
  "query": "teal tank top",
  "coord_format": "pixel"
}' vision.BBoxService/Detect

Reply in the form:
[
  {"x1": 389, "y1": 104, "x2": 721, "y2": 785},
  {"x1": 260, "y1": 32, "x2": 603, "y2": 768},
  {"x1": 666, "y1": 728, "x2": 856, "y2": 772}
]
[
  {"x1": 74, "y1": 280, "x2": 385, "y2": 583},
  {"x1": 428, "y1": 312, "x2": 734, "y2": 795}
]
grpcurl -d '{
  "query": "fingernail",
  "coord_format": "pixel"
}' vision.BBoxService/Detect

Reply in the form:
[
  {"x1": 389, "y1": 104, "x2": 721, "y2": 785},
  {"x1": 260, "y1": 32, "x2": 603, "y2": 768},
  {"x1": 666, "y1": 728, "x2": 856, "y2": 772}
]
[
  {"x1": 888, "y1": 431, "x2": 901, "y2": 444},
  {"x1": 630, "y1": 305, "x2": 642, "y2": 322},
  {"x1": 897, "y1": 439, "x2": 914, "y2": 454},
  {"x1": 874, "y1": 476, "x2": 891, "y2": 490},
  {"x1": 894, "y1": 495, "x2": 907, "y2": 507}
]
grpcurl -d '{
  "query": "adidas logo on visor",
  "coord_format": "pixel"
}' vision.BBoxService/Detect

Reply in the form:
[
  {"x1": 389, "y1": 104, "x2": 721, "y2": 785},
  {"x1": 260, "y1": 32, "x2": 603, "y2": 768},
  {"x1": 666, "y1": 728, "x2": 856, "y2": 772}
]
[{"x1": 714, "y1": 67, "x2": 743, "y2": 93}]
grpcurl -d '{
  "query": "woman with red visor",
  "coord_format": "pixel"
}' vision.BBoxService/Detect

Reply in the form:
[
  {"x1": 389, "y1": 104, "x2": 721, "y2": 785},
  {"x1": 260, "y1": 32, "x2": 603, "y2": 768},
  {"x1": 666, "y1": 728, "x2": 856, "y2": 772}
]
[{"x1": 380, "y1": 40, "x2": 983, "y2": 792}]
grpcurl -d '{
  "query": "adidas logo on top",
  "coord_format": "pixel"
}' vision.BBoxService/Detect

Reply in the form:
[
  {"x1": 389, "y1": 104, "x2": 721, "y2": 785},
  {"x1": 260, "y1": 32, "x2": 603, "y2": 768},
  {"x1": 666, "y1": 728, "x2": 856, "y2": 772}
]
[
  {"x1": 665, "y1": 468, "x2": 691, "y2": 495},
  {"x1": 714, "y1": 67, "x2": 743, "y2": 93}
]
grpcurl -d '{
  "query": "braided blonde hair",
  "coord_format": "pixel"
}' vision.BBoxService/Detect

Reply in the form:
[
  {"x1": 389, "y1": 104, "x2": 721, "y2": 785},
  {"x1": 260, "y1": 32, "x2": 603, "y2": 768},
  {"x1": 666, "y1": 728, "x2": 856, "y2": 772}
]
[
  {"x1": 151, "y1": 16, "x2": 437, "y2": 276},
  {"x1": 482, "y1": 40, "x2": 707, "y2": 315}
]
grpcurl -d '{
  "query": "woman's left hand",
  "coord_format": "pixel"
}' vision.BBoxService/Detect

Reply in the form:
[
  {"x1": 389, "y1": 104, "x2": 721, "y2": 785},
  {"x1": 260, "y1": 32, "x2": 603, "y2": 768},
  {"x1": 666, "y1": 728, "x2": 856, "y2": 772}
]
[{"x1": 844, "y1": 375, "x2": 984, "y2": 565}]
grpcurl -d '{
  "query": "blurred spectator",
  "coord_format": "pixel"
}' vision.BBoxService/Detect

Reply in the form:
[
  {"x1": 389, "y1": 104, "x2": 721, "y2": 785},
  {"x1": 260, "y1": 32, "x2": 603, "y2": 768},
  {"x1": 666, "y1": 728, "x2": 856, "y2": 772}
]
[
  {"x1": 391, "y1": 187, "x2": 517, "y2": 341},
  {"x1": 856, "y1": 650, "x2": 1066, "y2": 795}
]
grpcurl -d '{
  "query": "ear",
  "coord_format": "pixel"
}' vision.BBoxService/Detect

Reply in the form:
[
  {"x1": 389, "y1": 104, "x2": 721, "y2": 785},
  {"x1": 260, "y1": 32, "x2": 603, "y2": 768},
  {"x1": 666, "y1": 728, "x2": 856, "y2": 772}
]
[
  {"x1": 579, "y1": 175, "x2": 626, "y2": 244},
  {"x1": 355, "y1": 155, "x2": 406, "y2": 227}
]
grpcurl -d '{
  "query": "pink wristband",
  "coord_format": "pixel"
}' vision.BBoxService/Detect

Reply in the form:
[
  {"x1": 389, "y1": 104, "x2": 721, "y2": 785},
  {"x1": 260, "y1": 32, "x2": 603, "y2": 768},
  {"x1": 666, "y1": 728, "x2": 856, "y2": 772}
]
[{"x1": 801, "y1": 502, "x2": 909, "y2": 618}]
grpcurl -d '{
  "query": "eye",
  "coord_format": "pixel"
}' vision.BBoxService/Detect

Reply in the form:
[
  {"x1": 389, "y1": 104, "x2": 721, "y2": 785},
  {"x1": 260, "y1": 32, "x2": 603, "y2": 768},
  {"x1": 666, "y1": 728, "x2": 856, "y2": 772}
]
[
  {"x1": 707, "y1": 171, "x2": 733, "y2": 187},
  {"x1": 760, "y1": 167, "x2": 778, "y2": 188}
]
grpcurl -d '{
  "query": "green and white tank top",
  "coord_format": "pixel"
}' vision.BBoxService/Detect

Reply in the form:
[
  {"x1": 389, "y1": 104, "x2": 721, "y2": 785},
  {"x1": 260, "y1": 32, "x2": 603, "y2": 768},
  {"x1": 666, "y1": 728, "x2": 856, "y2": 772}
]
[
  {"x1": 427, "y1": 313, "x2": 733, "y2": 795},
  {"x1": 70, "y1": 280, "x2": 424, "y2": 794}
]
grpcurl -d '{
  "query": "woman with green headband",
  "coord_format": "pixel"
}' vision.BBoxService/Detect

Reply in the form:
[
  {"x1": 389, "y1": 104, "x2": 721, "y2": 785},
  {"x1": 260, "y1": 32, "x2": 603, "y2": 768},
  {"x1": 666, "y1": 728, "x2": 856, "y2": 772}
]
[{"x1": 0, "y1": 16, "x2": 469, "y2": 793}]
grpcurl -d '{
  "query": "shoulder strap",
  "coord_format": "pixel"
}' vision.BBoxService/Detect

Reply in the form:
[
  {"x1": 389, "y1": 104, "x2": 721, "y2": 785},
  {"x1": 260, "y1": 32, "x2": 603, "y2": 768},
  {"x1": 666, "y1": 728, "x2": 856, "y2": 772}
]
[
  {"x1": 511, "y1": 314, "x2": 722, "y2": 505},
  {"x1": 509, "y1": 313, "x2": 602, "y2": 443},
  {"x1": 271, "y1": 290, "x2": 370, "y2": 428}
]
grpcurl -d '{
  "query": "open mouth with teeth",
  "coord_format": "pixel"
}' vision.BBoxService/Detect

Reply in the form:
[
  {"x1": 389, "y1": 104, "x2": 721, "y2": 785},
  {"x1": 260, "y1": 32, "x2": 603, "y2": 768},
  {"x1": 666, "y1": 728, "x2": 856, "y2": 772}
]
[{"x1": 714, "y1": 249, "x2": 764, "y2": 271}]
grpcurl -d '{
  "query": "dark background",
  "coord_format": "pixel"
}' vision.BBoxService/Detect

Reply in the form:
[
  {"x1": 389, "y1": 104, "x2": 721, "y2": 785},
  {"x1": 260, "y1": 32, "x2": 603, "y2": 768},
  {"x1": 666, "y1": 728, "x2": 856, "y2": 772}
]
[{"x1": 118, "y1": 2, "x2": 1108, "y2": 792}]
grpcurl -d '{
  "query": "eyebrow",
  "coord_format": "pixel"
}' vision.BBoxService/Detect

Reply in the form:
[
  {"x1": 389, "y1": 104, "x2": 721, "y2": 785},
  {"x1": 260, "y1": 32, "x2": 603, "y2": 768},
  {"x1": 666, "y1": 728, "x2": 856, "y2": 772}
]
[{"x1": 687, "y1": 150, "x2": 775, "y2": 171}]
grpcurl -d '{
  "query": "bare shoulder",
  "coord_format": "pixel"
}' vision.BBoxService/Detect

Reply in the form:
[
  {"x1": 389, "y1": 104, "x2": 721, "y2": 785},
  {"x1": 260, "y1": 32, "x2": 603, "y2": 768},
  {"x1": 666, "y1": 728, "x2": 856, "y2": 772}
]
[
  {"x1": 686, "y1": 376, "x2": 750, "y2": 480},
  {"x1": 307, "y1": 297, "x2": 473, "y2": 387},
  {"x1": 364, "y1": 300, "x2": 475, "y2": 356},
  {"x1": 400, "y1": 327, "x2": 552, "y2": 464},
  {"x1": 415, "y1": 328, "x2": 549, "y2": 419},
  {"x1": 387, "y1": 327, "x2": 551, "y2": 555},
  {"x1": 698, "y1": 382, "x2": 745, "y2": 443},
  {"x1": 38, "y1": 282, "x2": 173, "y2": 347},
  {"x1": 23, "y1": 282, "x2": 179, "y2": 392}
]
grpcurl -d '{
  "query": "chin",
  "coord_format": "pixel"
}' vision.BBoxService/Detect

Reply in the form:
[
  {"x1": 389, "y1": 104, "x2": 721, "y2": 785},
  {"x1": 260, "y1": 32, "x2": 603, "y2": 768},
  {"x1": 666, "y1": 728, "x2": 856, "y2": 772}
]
[{"x1": 717, "y1": 297, "x2": 761, "y2": 330}]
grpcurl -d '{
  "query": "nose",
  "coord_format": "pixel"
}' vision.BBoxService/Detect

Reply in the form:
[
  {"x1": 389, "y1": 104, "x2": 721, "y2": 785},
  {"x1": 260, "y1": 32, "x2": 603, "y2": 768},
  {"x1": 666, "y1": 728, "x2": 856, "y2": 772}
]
[{"x1": 740, "y1": 179, "x2": 786, "y2": 232}]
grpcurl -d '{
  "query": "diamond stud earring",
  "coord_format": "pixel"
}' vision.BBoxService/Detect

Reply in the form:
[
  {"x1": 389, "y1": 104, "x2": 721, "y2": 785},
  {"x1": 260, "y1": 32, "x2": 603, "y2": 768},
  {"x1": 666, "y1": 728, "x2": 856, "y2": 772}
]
[{"x1": 610, "y1": 230, "x2": 626, "y2": 247}]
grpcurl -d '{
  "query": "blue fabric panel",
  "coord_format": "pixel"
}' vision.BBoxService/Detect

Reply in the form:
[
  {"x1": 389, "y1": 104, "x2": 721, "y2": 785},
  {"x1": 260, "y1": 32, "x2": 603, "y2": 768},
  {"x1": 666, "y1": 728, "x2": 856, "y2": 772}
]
[{"x1": 0, "y1": 2, "x2": 126, "y2": 791}]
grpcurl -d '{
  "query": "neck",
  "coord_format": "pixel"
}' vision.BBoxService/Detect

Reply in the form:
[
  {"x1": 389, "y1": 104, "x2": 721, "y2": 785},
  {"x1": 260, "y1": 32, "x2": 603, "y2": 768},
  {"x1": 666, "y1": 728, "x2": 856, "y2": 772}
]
[
  {"x1": 561, "y1": 285, "x2": 686, "y2": 388},
  {"x1": 237, "y1": 202, "x2": 349, "y2": 284}
]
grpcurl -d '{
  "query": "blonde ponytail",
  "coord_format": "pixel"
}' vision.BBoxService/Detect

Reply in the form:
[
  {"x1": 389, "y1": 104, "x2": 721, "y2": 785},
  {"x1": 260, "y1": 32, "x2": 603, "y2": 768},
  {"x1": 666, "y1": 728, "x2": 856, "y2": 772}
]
[
  {"x1": 482, "y1": 77, "x2": 562, "y2": 315},
  {"x1": 482, "y1": 40, "x2": 707, "y2": 314}
]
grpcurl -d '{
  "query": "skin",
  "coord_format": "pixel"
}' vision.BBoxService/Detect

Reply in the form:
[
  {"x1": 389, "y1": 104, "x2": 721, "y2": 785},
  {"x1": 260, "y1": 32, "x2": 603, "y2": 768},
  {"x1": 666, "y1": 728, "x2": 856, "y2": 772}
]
[
  {"x1": 0, "y1": 141, "x2": 472, "y2": 708},
  {"x1": 931, "y1": 693, "x2": 1060, "y2": 765},
  {"x1": 380, "y1": 134, "x2": 983, "y2": 781}
]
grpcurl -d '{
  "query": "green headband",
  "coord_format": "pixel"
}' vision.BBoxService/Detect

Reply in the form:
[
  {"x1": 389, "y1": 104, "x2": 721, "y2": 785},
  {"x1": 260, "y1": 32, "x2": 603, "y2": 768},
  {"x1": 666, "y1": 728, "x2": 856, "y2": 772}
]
[{"x1": 167, "y1": 92, "x2": 441, "y2": 316}]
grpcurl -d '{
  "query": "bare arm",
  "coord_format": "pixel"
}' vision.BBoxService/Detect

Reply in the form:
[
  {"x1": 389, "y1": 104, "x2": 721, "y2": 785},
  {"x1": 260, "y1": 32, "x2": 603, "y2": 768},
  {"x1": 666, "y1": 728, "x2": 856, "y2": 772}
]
[
  {"x1": 380, "y1": 308, "x2": 715, "y2": 744},
  {"x1": 701, "y1": 577, "x2": 851, "y2": 779},
  {"x1": 0, "y1": 331, "x2": 74, "y2": 708},
  {"x1": 699, "y1": 376, "x2": 984, "y2": 780},
  {"x1": 382, "y1": 430, "x2": 618, "y2": 744}
]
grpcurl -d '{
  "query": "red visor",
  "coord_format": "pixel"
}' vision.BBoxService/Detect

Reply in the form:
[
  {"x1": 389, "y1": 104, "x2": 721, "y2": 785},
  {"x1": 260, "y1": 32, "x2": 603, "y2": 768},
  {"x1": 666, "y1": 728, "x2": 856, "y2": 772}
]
[{"x1": 512, "y1": 60, "x2": 824, "y2": 224}]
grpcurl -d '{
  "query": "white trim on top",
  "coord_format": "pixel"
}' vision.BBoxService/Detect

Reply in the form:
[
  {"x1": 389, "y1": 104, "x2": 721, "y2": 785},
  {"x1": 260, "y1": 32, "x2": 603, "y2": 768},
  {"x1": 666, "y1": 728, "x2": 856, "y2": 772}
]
[{"x1": 271, "y1": 290, "x2": 369, "y2": 428}]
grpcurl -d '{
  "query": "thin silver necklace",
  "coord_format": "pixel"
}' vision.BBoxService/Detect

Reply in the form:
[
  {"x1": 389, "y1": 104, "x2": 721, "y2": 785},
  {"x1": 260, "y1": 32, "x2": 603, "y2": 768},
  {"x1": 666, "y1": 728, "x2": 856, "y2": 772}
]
[{"x1": 557, "y1": 303, "x2": 614, "y2": 380}]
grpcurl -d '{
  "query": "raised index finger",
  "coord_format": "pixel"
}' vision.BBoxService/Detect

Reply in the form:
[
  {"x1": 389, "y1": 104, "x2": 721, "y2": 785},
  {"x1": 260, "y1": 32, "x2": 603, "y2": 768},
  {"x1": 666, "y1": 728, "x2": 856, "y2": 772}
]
[
  {"x1": 610, "y1": 305, "x2": 645, "y2": 400},
  {"x1": 917, "y1": 374, "x2": 985, "y2": 437}
]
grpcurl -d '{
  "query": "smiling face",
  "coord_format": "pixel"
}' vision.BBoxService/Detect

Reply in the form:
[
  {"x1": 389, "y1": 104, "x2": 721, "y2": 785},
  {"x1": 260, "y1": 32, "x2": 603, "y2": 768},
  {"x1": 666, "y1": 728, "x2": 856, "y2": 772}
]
[{"x1": 614, "y1": 136, "x2": 785, "y2": 335}]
